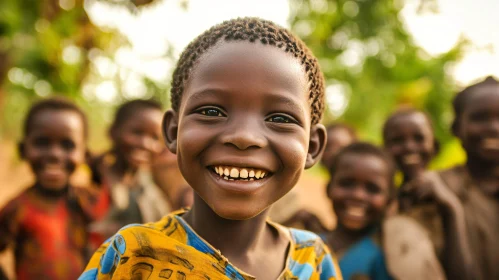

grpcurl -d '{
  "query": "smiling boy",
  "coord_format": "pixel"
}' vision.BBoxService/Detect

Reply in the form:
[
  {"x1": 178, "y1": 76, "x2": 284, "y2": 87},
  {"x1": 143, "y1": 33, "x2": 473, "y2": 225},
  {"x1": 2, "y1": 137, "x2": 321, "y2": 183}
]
[{"x1": 79, "y1": 17, "x2": 341, "y2": 280}]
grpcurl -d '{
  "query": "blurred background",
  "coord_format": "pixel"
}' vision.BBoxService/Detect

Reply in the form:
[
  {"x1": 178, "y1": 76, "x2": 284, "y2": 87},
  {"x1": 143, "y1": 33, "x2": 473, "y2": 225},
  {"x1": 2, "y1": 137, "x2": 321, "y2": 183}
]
[{"x1": 0, "y1": 0, "x2": 498, "y2": 219}]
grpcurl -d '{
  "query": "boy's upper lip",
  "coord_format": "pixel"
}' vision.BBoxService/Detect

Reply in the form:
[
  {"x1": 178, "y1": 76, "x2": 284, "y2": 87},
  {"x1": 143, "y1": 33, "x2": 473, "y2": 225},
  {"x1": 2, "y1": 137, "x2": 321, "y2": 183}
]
[{"x1": 206, "y1": 157, "x2": 275, "y2": 172}]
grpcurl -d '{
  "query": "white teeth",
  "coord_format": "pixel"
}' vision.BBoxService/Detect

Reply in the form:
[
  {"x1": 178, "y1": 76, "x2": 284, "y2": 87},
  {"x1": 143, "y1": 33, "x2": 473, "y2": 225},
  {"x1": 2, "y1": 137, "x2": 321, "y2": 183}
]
[
  {"x1": 403, "y1": 154, "x2": 421, "y2": 164},
  {"x1": 346, "y1": 206, "x2": 366, "y2": 218},
  {"x1": 230, "y1": 168, "x2": 239, "y2": 178},
  {"x1": 240, "y1": 169, "x2": 248, "y2": 178},
  {"x1": 213, "y1": 166, "x2": 269, "y2": 181}
]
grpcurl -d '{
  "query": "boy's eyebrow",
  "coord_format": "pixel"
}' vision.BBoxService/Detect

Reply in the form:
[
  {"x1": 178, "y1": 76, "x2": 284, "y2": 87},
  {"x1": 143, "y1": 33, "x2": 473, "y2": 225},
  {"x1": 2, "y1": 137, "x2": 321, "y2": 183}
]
[{"x1": 188, "y1": 88, "x2": 307, "y2": 117}]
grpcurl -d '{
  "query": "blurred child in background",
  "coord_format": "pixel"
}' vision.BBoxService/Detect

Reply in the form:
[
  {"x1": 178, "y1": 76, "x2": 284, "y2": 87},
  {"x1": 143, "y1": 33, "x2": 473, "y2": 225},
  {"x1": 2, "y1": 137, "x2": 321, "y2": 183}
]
[
  {"x1": 0, "y1": 98, "x2": 95, "y2": 279},
  {"x1": 383, "y1": 108, "x2": 439, "y2": 212},
  {"x1": 88, "y1": 99, "x2": 169, "y2": 243},
  {"x1": 270, "y1": 122, "x2": 357, "y2": 232},
  {"x1": 431, "y1": 76, "x2": 499, "y2": 280},
  {"x1": 323, "y1": 142, "x2": 395, "y2": 279}
]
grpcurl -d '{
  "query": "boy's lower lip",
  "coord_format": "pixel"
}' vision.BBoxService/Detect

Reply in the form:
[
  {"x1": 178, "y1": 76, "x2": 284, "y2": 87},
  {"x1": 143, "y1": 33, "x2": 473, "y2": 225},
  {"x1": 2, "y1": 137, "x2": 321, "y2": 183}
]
[{"x1": 207, "y1": 168, "x2": 269, "y2": 194}]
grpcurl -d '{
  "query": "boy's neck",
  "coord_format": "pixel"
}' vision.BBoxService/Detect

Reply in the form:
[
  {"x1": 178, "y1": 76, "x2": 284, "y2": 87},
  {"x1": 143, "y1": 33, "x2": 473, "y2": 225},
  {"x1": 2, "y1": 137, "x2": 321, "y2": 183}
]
[
  {"x1": 330, "y1": 224, "x2": 376, "y2": 252},
  {"x1": 33, "y1": 182, "x2": 69, "y2": 200},
  {"x1": 183, "y1": 194, "x2": 274, "y2": 259}
]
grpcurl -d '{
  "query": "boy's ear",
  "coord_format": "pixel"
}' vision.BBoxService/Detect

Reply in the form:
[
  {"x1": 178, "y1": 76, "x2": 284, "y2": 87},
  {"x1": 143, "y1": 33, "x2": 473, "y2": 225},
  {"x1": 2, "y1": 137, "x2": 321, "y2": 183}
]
[
  {"x1": 305, "y1": 123, "x2": 327, "y2": 169},
  {"x1": 18, "y1": 141, "x2": 25, "y2": 159},
  {"x1": 162, "y1": 109, "x2": 179, "y2": 154}
]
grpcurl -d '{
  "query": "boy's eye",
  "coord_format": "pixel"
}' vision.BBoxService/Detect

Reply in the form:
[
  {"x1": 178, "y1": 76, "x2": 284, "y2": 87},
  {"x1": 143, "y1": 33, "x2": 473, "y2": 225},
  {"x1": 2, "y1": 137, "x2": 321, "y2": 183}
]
[
  {"x1": 61, "y1": 139, "x2": 76, "y2": 151},
  {"x1": 338, "y1": 178, "x2": 356, "y2": 189},
  {"x1": 414, "y1": 134, "x2": 424, "y2": 143},
  {"x1": 366, "y1": 183, "x2": 382, "y2": 194},
  {"x1": 33, "y1": 137, "x2": 50, "y2": 148},
  {"x1": 266, "y1": 115, "x2": 293, "y2": 123},
  {"x1": 469, "y1": 111, "x2": 488, "y2": 122},
  {"x1": 199, "y1": 108, "x2": 224, "y2": 117}
]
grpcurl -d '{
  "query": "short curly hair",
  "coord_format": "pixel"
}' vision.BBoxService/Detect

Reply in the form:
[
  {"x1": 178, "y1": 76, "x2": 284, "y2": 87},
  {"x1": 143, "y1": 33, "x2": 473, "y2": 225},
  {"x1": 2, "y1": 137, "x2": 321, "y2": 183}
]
[{"x1": 170, "y1": 17, "x2": 325, "y2": 124}]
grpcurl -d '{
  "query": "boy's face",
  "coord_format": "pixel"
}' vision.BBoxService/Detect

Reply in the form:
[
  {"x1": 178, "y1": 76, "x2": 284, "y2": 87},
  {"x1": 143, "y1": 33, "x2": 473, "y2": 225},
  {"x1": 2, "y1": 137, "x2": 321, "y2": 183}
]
[
  {"x1": 328, "y1": 153, "x2": 391, "y2": 231},
  {"x1": 384, "y1": 113, "x2": 435, "y2": 179},
  {"x1": 321, "y1": 128, "x2": 355, "y2": 169},
  {"x1": 164, "y1": 42, "x2": 326, "y2": 220},
  {"x1": 456, "y1": 87, "x2": 499, "y2": 163},
  {"x1": 22, "y1": 110, "x2": 86, "y2": 191},
  {"x1": 113, "y1": 109, "x2": 163, "y2": 169}
]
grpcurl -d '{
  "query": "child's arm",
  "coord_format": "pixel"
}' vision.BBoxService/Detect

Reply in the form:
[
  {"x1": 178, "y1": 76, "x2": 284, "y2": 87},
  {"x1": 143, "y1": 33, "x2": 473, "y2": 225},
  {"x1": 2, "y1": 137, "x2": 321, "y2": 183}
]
[{"x1": 405, "y1": 171, "x2": 475, "y2": 280}]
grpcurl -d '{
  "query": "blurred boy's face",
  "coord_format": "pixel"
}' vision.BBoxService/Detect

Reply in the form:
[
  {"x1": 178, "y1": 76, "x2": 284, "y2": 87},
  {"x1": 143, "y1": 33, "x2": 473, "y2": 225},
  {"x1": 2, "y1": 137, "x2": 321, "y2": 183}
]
[
  {"x1": 321, "y1": 128, "x2": 355, "y2": 169},
  {"x1": 23, "y1": 110, "x2": 86, "y2": 191},
  {"x1": 113, "y1": 109, "x2": 163, "y2": 169},
  {"x1": 164, "y1": 42, "x2": 326, "y2": 220},
  {"x1": 328, "y1": 153, "x2": 391, "y2": 231},
  {"x1": 384, "y1": 112, "x2": 435, "y2": 179},
  {"x1": 457, "y1": 87, "x2": 499, "y2": 163}
]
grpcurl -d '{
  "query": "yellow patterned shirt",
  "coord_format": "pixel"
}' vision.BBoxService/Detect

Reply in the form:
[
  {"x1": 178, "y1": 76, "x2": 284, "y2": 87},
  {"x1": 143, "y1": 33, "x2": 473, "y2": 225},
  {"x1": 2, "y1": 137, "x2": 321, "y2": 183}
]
[{"x1": 79, "y1": 210, "x2": 341, "y2": 280}]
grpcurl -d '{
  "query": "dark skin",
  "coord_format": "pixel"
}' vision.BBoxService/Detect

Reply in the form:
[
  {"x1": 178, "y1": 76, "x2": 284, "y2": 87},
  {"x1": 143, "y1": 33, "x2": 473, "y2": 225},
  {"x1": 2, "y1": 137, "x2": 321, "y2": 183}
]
[
  {"x1": 2, "y1": 109, "x2": 86, "y2": 274},
  {"x1": 20, "y1": 110, "x2": 86, "y2": 197},
  {"x1": 325, "y1": 153, "x2": 391, "y2": 255},
  {"x1": 398, "y1": 89, "x2": 499, "y2": 280},
  {"x1": 384, "y1": 112, "x2": 436, "y2": 184},
  {"x1": 428, "y1": 85, "x2": 499, "y2": 280},
  {"x1": 455, "y1": 86, "x2": 499, "y2": 196},
  {"x1": 163, "y1": 41, "x2": 326, "y2": 279},
  {"x1": 104, "y1": 108, "x2": 163, "y2": 187}
]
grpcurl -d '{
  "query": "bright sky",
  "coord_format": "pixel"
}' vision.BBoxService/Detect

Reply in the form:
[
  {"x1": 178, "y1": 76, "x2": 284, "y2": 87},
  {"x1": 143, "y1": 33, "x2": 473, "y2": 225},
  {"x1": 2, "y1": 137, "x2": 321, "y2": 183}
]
[{"x1": 85, "y1": 0, "x2": 499, "y2": 103}]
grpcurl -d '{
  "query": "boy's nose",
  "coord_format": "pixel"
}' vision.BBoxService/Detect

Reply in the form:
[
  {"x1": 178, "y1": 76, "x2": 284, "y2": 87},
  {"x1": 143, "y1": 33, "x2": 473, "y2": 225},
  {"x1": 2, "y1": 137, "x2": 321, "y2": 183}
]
[
  {"x1": 351, "y1": 186, "x2": 368, "y2": 200},
  {"x1": 46, "y1": 145, "x2": 65, "y2": 161},
  {"x1": 220, "y1": 117, "x2": 267, "y2": 150},
  {"x1": 402, "y1": 139, "x2": 417, "y2": 152}
]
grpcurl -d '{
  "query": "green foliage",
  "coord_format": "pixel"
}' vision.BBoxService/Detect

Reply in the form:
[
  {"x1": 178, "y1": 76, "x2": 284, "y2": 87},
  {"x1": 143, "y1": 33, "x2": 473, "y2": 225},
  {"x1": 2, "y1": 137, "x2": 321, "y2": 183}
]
[{"x1": 290, "y1": 0, "x2": 466, "y2": 168}]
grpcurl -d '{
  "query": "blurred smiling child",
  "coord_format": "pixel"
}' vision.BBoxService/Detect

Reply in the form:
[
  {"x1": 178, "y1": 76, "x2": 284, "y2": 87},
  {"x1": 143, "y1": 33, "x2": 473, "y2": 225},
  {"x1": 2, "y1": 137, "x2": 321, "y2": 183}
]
[
  {"x1": 383, "y1": 108, "x2": 439, "y2": 211},
  {"x1": 0, "y1": 98, "x2": 94, "y2": 279},
  {"x1": 323, "y1": 142, "x2": 395, "y2": 280},
  {"x1": 88, "y1": 100, "x2": 169, "y2": 243},
  {"x1": 80, "y1": 17, "x2": 341, "y2": 280}
]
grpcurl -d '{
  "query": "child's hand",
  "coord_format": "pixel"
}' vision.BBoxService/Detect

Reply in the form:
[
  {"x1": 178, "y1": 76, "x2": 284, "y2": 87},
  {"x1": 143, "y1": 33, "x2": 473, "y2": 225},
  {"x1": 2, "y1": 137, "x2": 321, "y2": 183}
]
[{"x1": 402, "y1": 171, "x2": 459, "y2": 210}]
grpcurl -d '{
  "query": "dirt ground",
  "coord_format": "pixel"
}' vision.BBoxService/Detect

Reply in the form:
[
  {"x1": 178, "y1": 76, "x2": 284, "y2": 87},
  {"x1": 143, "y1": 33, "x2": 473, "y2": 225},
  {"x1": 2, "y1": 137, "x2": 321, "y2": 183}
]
[{"x1": 0, "y1": 140, "x2": 334, "y2": 278}]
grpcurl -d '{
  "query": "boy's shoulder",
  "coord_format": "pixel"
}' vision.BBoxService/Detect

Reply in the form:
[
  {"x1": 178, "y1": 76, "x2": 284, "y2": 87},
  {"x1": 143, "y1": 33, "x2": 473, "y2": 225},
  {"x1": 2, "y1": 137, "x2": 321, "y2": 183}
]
[
  {"x1": 282, "y1": 226, "x2": 341, "y2": 279},
  {"x1": 0, "y1": 187, "x2": 35, "y2": 215}
]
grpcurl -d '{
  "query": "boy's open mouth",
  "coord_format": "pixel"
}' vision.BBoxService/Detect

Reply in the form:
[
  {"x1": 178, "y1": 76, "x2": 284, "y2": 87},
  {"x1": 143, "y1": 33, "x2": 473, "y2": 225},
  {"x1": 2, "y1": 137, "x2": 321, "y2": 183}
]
[
  {"x1": 210, "y1": 166, "x2": 270, "y2": 181},
  {"x1": 401, "y1": 153, "x2": 422, "y2": 165}
]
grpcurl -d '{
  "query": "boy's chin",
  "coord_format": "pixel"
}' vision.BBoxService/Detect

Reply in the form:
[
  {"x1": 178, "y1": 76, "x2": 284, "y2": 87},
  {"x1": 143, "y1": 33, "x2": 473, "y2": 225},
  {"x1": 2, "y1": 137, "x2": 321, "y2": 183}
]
[
  {"x1": 212, "y1": 205, "x2": 267, "y2": 221},
  {"x1": 35, "y1": 182, "x2": 69, "y2": 197}
]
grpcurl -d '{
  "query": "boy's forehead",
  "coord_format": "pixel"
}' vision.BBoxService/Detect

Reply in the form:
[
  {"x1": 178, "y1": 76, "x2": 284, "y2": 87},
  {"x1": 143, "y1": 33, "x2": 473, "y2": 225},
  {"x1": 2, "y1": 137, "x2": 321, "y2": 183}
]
[
  {"x1": 30, "y1": 110, "x2": 84, "y2": 134},
  {"x1": 468, "y1": 85, "x2": 499, "y2": 103},
  {"x1": 184, "y1": 41, "x2": 309, "y2": 103}
]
